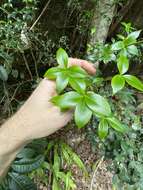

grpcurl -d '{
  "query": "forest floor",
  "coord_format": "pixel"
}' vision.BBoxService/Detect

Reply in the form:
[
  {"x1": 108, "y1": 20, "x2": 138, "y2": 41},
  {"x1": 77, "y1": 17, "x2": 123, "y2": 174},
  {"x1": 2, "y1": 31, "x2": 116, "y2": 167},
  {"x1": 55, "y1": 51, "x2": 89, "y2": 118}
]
[{"x1": 38, "y1": 128, "x2": 113, "y2": 190}]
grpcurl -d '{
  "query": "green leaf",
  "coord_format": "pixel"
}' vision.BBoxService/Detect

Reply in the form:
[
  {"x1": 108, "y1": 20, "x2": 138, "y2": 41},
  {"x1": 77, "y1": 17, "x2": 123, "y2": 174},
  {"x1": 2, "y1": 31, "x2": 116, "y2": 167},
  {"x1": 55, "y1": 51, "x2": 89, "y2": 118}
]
[
  {"x1": 117, "y1": 34, "x2": 125, "y2": 40},
  {"x1": 44, "y1": 67, "x2": 61, "y2": 79},
  {"x1": 56, "y1": 48, "x2": 68, "y2": 68},
  {"x1": 107, "y1": 117, "x2": 128, "y2": 133},
  {"x1": 72, "y1": 153, "x2": 88, "y2": 176},
  {"x1": 111, "y1": 75, "x2": 125, "y2": 94},
  {"x1": 51, "y1": 91, "x2": 82, "y2": 109},
  {"x1": 124, "y1": 31, "x2": 141, "y2": 46},
  {"x1": 57, "y1": 172, "x2": 76, "y2": 190},
  {"x1": 127, "y1": 45, "x2": 138, "y2": 55},
  {"x1": 124, "y1": 75, "x2": 143, "y2": 91},
  {"x1": 111, "y1": 41, "x2": 124, "y2": 51},
  {"x1": 74, "y1": 100, "x2": 92, "y2": 128},
  {"x1": 8, "y1": 173, "x2": 37, "y2": 190},
  {"x1": 0, "y1": 65, "x2": 8, "y2": 81},
  {"x1": 52, "y1": 178, "x2": 61, "y2": 190},
  {"x1": 56, "y1": 72, "x2": 69, "y2": 93},
  {"x1": 100, "y1": 45, "x2": 116, "y2": 63},
  {"x1": 53, "y1": 145, "x2": 60, "y2": 173},
  {"x1": 12, "y1": 155, "x2": 44, "y2": 174},
  {"x1": 85, "y1": 92, "x2": 111, "y2": 117},
  {"x1": 93, "y1": 77, "x2": 104, "y2": 85},
  {"x1": 98, "y1": 119, "x2": 109, "y2": 140},
  {"x1": 16, "y1": 148, "x2": 35, "y2": 159},
  {"x1": 117, "y1": 53, "x2": 129, "y2": 74},
  {"x1": 69, "y1": 78, "x2": 86, "y2": 94},
  {"x1": 68, "y1": 65, "x2": 88, "y2": 78},
  {"x1": 62, "y1": 143, "x2": 88, "y2": 176},
  {"x1": 128, "y1": 30, "x2": 141, "y2": 39}
]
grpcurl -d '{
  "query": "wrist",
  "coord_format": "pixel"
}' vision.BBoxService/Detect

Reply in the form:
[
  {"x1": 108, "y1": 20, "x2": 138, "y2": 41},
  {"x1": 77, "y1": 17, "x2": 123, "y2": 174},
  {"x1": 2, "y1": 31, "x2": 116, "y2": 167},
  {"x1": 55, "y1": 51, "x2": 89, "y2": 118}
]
[{"x1": 0, "y1": 114, "x2": 29, "y2": 156}]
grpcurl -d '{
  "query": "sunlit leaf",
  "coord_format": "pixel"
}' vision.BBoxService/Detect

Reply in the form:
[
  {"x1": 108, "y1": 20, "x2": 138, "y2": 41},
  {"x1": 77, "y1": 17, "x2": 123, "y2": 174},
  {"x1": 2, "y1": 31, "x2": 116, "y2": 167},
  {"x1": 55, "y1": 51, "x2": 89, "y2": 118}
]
[
  {"x1": 69, "y1": 78, "x2": 86, "y2": 94},
  {"x1": 68, "y1": 65, "x2": 88, "y2": 78},
  {"x1": 85, "y1": 92, "x2": 111, "y2": 117},
  {"x1": 111, "y1": 75, "x2": 125, "y2": 94},
  {"x1": 112, "y1": 41, "x2": 124, "y2": 51},
  {"x1": 56, "y1": 48, "x2": 68, "y2": 68},
  {"x1": 117, "y1": 53, "x2": 129, "y2": 74},
  {"x1": 128, "y1": 30, "x2": 141, "y2": 39},
  {"x1": 56, "y1": 72, "x2": 69, "y2": 93},
  {"x1": 52, "y1": 91, "x2": 82, "y2": 109},
  {"x1": 127, "y1": 45, "x2": 138, "y2": 55},
  {"x1": 98, "y1": 119, "x2": 109, "y2": 140},
  {"x1": 107, "y1": 117, "x2": 128, "y2": 133},
  {"x1": 44, "y1": 67, "x2": 61, "y2": 79},
  {"x1": 74, "y1": 100, "x2": 92, "y2": 128},
  {"x1": 124, "y1": 75, "x2": 143, "y2": 92}
]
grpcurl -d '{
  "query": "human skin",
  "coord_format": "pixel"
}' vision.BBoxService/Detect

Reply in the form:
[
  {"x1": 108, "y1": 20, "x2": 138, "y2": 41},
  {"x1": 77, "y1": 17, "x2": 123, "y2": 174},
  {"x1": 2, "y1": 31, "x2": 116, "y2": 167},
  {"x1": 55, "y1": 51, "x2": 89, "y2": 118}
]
[{"x1": 0, "y1": 58, "x2": 96, "y2": 179}]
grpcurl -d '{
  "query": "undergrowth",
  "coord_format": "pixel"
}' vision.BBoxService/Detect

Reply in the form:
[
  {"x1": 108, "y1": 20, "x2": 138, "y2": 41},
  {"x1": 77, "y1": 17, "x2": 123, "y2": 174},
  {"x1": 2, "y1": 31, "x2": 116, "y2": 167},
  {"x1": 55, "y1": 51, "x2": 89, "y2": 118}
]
[{"x1": 0, "y1": 1, "x2": 143, "y2": 190}]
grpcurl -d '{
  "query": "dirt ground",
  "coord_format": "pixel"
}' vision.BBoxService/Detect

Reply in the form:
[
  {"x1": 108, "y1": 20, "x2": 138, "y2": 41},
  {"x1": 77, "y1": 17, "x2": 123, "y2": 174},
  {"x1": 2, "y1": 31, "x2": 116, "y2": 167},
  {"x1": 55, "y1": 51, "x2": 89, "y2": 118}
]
[{"x1": 39, "y1": 128, "x2": 113, "y2": 190}]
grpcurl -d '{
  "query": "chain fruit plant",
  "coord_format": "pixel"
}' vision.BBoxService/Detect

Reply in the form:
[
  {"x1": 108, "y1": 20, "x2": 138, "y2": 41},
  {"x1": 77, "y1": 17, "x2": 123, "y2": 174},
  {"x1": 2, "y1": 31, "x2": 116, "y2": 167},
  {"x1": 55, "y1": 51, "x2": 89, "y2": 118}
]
[{"x1": 44, "y1": 48, "x2": 130, "y2": 139}]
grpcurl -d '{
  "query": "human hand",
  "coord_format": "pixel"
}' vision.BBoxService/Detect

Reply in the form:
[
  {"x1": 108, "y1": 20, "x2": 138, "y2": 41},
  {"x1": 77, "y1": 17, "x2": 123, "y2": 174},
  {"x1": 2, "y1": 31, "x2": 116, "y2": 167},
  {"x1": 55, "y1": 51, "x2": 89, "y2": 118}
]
[{"x1": 13, "y1": 58, "x2": 96, "y2": 141}]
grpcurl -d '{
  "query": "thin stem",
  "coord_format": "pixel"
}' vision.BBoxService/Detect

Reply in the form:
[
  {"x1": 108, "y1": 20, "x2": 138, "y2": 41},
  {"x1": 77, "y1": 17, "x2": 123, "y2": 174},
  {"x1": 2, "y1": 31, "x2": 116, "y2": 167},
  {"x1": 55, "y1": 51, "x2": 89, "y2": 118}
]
[
  {"x1": 3, "y1": 81, "x2": 12, "y2": 116},
  {"x1": 90, "y1": 156, "x2": 104, "y2": 190},
  {"x1": 30, "y1": 0, "x2": 52, "y2": 30},
  {"x1": 22, "y1": 53, "x2": 33, "y2": 80},
  {"x1": 30, "y1": 49, "x2": 39, "y2": 78},
  {"x1": 0, "y1": 7, "x2": 16, "y2": 21}
]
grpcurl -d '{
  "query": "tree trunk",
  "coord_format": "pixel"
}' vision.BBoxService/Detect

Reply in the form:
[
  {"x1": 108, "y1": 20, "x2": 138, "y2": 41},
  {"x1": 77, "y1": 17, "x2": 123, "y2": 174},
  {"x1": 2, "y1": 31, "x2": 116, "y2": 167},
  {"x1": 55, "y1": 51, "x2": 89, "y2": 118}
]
[{"x1": 89, "y1": 0, "x2": 115, "y2": 45}]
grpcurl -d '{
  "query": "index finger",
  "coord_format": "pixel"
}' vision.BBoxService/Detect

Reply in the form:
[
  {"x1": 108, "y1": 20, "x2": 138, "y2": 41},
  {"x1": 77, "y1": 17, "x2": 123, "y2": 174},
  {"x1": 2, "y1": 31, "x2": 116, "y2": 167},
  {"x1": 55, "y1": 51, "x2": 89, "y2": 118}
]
[{"x1": 69, "y1": 58, "x2": 96, "y2": 75}]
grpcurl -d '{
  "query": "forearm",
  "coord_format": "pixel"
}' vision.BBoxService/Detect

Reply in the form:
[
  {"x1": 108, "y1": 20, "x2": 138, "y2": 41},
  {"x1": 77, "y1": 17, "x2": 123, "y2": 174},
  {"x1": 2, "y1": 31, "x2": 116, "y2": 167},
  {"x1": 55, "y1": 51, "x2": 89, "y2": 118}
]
[{"x1": 0, "y1": 114, "x2": 28, "y2": 179}]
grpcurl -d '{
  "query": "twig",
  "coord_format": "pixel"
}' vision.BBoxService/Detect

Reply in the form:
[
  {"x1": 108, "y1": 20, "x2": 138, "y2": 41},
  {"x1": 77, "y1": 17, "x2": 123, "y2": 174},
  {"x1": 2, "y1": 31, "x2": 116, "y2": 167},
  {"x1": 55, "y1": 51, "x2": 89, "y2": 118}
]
[
  {"x1": 0, "y1": 7, "x2": 17, "y2": 21},
  {"x1": 30, "y1": 49, "x2": 39, "y2": 78},
  {"x1": 22, "y1": 53, "x2": 33, "y2": 80},
  {"x1": 3, "y1": 82, "x2": 12, "y2": 116},
  {"x1": 90, "y1": 156, "x2": 104, "y2": 190},
  {"x1": 30, "y1": 0, "x2": 52, "y2": 30},
  {"x1": 108, "y1": 0, "x2": 136, "y2": 38}
]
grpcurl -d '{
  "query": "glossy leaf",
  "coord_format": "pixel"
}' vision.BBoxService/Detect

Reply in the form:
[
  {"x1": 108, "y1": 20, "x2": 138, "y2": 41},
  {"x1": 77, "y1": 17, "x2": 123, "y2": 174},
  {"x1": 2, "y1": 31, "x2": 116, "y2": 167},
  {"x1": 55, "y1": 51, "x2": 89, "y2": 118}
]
[
  {"x1": 52, "y1": 91, "x2": 82, "y2": 109},
  {"x1": 44, "y1": 67, "x2": 61, "y2": 79},
  {"x1": 68, "y1": 65, "x2": 88, "y2": 78},
  {"x1": 56, "y1": 48, "x2": 68, "y2": 68},
  {"x1": 127, "y1": 45, "x2": 138, "y2": 55},
  {"x1": 0, "y1": 65, "x2": 8, "y2": 81},
  {"x1": 112, "y1": 41, "x2": 124, "y2": 51},
  {"x1": 111, "y1": 75, "x2": 125, "y2": 94},
  {"x1": 56, "y1": 72, "x2": 69, "y2": 93},
  {"x1": 98, "y1": 119, "x2": 109, "y2": 140},
  {"x1": 128, "y1": 30, "x2": 141, "y2": 40},
  {"x1": 93, "y1": 77, "x2": 104, "y2": 85},
  {"x1": 124, "y1": 75, "x2": 143, "y2": 92},
  {"x1": 107, "y1": 117, "x2": 128, "y2": 133},
  {"x1": 69, "y1": 78, "x2": 86, "y2": 94},
  {"x1": 124, "y1": 30, "x2": 141, "y2": 46},
  {"x1": 85, "y1": 92, "x2": 111, "y2": 117},
  {"x1": 117, "y1": 53, "x2": 129, "y2": 74},
  {"x1": 74, "y1": 100, "x2": 92, "y2": 128}
]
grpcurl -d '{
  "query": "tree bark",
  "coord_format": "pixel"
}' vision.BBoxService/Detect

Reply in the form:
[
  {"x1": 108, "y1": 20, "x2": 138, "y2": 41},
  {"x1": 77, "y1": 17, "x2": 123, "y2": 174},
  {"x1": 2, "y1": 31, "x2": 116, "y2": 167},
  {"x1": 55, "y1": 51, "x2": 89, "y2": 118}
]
[{"x1": 89, "y1": 0, "x2": 115, "y2": 45}]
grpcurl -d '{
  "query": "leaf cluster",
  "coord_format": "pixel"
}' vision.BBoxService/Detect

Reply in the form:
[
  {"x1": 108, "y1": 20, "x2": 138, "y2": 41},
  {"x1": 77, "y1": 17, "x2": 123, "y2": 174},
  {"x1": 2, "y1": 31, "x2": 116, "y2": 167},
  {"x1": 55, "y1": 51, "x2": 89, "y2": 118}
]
[
  {"x1": 45, "y1": 48, "x2": 128, "y2": 139},
  {"x1": 87, "y1": 23, "x2": 143, "y2": 95},
  {"x1": 87, "y1": 85, "x2": 143, "y2": 189}
]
